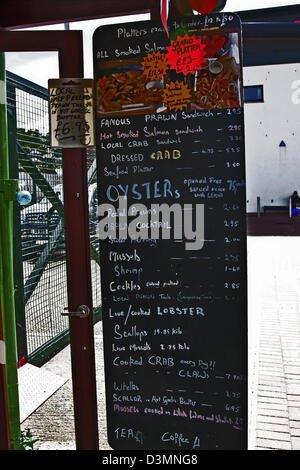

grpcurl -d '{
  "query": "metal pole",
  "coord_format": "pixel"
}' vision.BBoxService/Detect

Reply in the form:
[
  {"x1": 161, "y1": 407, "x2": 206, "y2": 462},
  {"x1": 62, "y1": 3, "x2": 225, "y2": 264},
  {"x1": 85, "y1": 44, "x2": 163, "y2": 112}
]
[
  {"x1": 257, "y1": 196, "x2": 260, "y2": 217},
  {"x1": 6, "y1": 83, "x2": 28, "y2": 364},
  {"x1": 0, "y1": 296, "x2": 10, "y2": 450},
  {"x1": 0, "y1": 51, "x2": 21, "y2": 450},
  {"x1": 58, "y1": 34, "x2": 99, "y2": 450}
]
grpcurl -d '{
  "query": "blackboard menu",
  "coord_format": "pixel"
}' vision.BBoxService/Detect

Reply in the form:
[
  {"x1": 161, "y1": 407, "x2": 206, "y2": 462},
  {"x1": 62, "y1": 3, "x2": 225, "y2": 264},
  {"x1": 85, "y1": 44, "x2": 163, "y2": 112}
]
[{"x1": 93, "y1": 13, "x2": 247, "y2": 450}]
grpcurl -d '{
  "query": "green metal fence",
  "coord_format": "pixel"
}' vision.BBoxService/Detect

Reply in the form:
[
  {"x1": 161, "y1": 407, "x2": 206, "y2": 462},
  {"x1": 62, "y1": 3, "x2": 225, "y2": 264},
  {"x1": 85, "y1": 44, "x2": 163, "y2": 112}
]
[{"x1": 6, "y1": 71, "x2": 101, "y2": 366}]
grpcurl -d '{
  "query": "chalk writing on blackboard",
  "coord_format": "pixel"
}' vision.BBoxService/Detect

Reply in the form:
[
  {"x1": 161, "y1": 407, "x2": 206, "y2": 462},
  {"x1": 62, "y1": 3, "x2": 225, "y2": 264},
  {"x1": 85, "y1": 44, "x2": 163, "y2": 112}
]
[{"x1": 93, "y1": 13, "x2": 247, "y2": 451}]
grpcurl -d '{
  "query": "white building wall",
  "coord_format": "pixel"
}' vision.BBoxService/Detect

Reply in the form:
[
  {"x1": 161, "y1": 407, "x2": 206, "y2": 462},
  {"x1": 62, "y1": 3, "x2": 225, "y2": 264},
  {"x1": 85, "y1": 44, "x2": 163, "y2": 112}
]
[{"x1": 243, "y1": 64, "x2": 300, "y2": 213}]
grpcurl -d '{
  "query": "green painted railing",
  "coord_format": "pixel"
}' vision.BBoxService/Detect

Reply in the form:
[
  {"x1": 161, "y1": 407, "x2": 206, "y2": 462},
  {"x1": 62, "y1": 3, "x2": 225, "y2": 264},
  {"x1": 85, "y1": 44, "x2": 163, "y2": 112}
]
[{"x1": 6, "y1": 70, "x2": 101, "y2": 367}]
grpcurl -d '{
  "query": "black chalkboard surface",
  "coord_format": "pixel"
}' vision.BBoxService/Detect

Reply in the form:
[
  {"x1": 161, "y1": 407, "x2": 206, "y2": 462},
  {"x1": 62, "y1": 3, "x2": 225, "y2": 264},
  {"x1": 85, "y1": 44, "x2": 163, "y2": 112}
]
[{"x1": 93, "y1": 13, "x2": 247, "y2": 450}]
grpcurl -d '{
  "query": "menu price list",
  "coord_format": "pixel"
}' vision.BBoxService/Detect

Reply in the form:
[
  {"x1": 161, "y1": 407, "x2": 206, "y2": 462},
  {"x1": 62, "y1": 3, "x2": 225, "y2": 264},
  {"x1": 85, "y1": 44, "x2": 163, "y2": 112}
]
[{"x1": 94, "y1": 15, "x2": 247, "y2": 450}]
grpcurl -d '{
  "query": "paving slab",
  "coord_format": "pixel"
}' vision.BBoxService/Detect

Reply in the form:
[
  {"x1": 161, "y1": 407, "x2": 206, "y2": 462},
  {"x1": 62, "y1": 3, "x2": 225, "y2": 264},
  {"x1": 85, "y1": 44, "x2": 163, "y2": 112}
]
[
  {"x1": 18, "y1": 364, "x2": 68, "y2": 423},
  {"x1": 257, "y1": 397, "x2": 287, "y2": 405},
  {"x1": 254, "y1": 447, "x2": 273, "y2": 450},
  {"x1": 257, "y1": 408, "x2": 289, "y2": 418},
  {"x1": 256, "y1": 422, "x2": 290, "y2": 433},
  {"x1": 285, "y1": 368, "x2": 300, "y2": 375},
  {"x1": 258, "y1": 384, "x2": 286, "y2": 391},
  {"x1": 290, "y1": 420, "x2": 300, "y2": 429},
  {"x1": 288, "y1": 408, "x2": 300, "y2": 421},
  {"x1": 256, "y1": 438, "x2": 291, "y2": 450},
  {"x1": 287, "y1": 402, "x2": 300, "y2": 409},
  {"x1": 256, "y1": 430, "x2": 290, "y2": 442},
  {"x1": 259, "y1": 364, "x2": 284, "y2": 371},
  {"x1": 258, "y1": 358, "x2": 283, "y2": 364},
  {"x1": 283, "y1": 357, "x2": 300, "y2": 363},
  {"x1": 287, "y1": 384, "x2": 300, "y2": 395},
  {"x1": 257, "y1": 391, "x2": 286, "y2": 399},
  {"x1": 286, "y1": 378, "x2": 300, "y2": 384},
  {"x1": 257, "y1": 415, "x2": 289, "y2": 426},
  {"x1": 291, "y1": 437, "x2": 300, "y2": 450},
  {"x1": 258, "y1": 375, "x2": 286, "y2": 383}
]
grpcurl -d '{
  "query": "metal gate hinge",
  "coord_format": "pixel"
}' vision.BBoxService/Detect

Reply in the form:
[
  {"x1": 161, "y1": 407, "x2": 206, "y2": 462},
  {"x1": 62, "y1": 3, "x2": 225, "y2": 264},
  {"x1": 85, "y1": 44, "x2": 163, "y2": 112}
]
[
  {"x1": 0, "y1": 179, "x2": 18, "y2": 201},
  {"x1": 61, "y1": 305, "x2": 90, "y2": 318}
]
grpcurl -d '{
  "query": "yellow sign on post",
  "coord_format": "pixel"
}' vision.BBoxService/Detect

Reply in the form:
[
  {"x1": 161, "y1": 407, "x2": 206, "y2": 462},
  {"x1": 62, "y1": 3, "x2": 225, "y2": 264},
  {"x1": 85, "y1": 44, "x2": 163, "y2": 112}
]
[{"x1": 48, "y1": 78, "x2": 95, "y2": 148}]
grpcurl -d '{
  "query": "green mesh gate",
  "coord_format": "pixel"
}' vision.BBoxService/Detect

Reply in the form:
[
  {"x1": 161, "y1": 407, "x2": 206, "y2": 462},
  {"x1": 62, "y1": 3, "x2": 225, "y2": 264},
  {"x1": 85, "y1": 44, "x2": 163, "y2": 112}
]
[{"x1": 6, "y1": 71, "x2": 101, "y2": 366}]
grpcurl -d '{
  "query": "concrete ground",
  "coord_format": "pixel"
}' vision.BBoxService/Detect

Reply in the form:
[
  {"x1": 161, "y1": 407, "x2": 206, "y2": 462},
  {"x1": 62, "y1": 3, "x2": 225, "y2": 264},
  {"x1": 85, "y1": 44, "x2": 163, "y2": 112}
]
[
  {"x1": 21, "y1": 236, "x2": 300, "y2": 450},
  {"x1": 21, "y1": 320, "x2": 110, "y2": 450},
  {"x1": 248, "y1": 237, "x2": 300, "y2": 450}
]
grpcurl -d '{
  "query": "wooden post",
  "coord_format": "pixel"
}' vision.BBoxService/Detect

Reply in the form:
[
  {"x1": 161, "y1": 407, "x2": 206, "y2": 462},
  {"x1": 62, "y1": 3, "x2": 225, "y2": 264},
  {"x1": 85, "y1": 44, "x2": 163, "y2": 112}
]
[{"x1": 150, "y1": 0, "x2": 182, "y2": 20}]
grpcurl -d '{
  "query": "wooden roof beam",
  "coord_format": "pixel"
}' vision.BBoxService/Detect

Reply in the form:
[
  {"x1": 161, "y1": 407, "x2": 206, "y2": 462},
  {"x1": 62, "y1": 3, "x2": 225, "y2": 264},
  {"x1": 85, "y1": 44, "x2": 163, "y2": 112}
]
[{"x1": 1, "y1": 0, "x2": 150, "y2": 30}]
